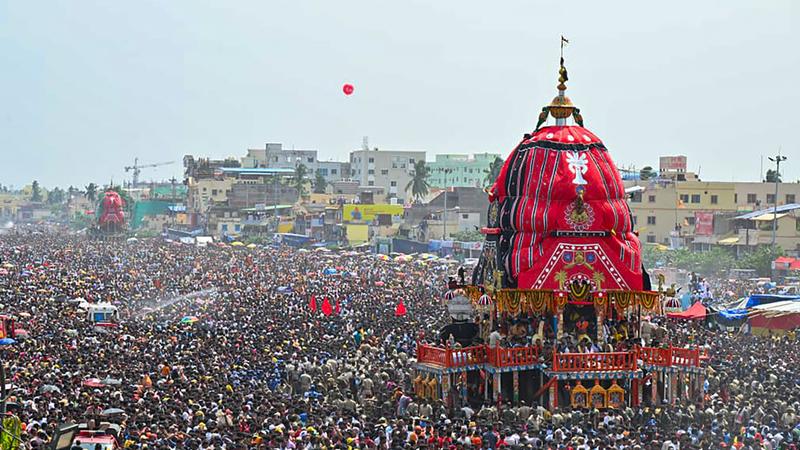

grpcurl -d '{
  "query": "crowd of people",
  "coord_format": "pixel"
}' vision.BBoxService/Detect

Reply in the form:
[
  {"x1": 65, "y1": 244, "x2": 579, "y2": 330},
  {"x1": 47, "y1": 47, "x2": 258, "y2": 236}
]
[{"x1": 0, "y1": 227, "x2": 798, "y2": 449}]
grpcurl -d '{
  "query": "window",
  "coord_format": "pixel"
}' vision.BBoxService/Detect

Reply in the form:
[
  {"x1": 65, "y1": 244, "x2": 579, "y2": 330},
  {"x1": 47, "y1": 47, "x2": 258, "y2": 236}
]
[
  {"x1": 381, "y1": 169, "x2": 389, "y2": 175},
  {"x1": 734, "y1": 193, "x2": 738, "y2": 203},
  {"x1": 787, "y1": 194, "x2": 796, "y2": 204},
  {"x1": 331, "y1": 169, "x2": 337, "y2": 174},
  {"x1": 691, "y1": 194, "x2": 701, "y2": 203},
  {"x1": 747, "y1": 193, "x2": 757, "y2": 204},
  {"x1": 631, "y1": 216, "x2": 637, "y2": 225},
  {"x1": 202, "y1": 187, "x2": 207, "y2": 192},
  {"x1": 647, "y1": 216, "x2": 656, "y2": 225},
  {"x1": 234, "y1": 224, "x2": 241, "y2": 232},
  {"x1": 221, "y1": 224, "x2": 228, "y2": 232},
  {"x1": 368, "y1": 157, "x2": 374, "y2": 163},
  {"x1": 686, "y1": 216, "x2": 696, "y2": 225},
  {"x1": 462, "y1": 214, "x2": 469, "y2": 219},
  {"x1": 409, "y1": 159, "x2": 415, "y2": 164},
  {"x1": 680, "y1": 194, "x2": 689, "y2": 203},
  {"x1": 390, "y1": 181, "x2": 397, "y2": 187},
  {"x1": 368, "y1": 181, "x2": 374, "y2": 186},
  {"x1": 710, "y1": 195, "x2": 718, "y2": 205},
  {"x1": 767, "y1": 194, "x2": 776, "y2": 204},
  {"x1": 368, "y1": 169, "x2": 374, "y2": 175},
  {"x1": 646, "y1": 235, "x2": 656, "y2": 243},
  {"x1": 307, "y1": 157, "x2": 314, "y2": 163},
  {"x1": 648, "y1": 195, "x2": 656, "y2": 203},
  {"x1": 212, "y1": 189, "x2": 218, "y2": 196},
  {"x1": 630, "y1": 192, "x2": 642, "y2": 203}
]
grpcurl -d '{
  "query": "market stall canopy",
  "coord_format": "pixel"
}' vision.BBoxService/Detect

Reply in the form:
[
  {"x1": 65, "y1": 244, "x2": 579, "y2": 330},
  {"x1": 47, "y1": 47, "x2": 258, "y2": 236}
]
[{"x1": 667, "y1": 301, "x2": 706, "y2": 320}]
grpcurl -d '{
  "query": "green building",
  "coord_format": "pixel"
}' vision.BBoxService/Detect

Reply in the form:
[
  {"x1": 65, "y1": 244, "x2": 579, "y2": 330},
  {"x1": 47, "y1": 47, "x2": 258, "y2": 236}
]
[{"x1": 427, "y1": 153, "x2": 501, "y2": 188}]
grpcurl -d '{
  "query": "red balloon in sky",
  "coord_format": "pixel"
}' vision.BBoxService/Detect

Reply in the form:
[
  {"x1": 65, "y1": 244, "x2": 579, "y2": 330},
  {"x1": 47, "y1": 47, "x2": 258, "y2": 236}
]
[{"x1": 342, "y1": 83, "x2": 354, "y2": 96}]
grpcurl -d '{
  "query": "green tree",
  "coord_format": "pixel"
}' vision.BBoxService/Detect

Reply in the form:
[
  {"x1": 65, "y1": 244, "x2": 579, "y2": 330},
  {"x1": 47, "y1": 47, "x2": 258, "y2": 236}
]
[
  {"x1": 451, "y1": 229, "x2": 484, "y2": 242},
  {"x1": 765, "y1": 169, "x2": 781, "y2": 183},
  {"x1": 484, "y1": 156, "x2": 504, "y2": 187},
  {"x1": 313, "y1": 170, "x2": 327, "y2": 194},
  {"x1": 406, "y1": 160, "x2": 431, "y2": 203},
  {"x1": 639, "y1": 166, "x2": 656, "y2": 180},
  {"x1": 31, "y1": 180, "x2": 43, "y2": 202},
  {"x1": 47, "y1": 187, "x2": 65, "y2": 205},
  {"x1": 737, "y1": 246, "x2": 783, "y2": 277},
  {"x1": 85, "y1": 183, "x2": 98, "y2": 202},
  {"x1": 293, "y1": 164, "x2": 308, "y2": 199}
]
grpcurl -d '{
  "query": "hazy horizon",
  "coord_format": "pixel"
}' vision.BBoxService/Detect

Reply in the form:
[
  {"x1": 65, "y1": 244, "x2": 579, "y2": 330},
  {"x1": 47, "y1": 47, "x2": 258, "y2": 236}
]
[{"x1": 1, "y1": 0, "x2": 798, "y2": 190}]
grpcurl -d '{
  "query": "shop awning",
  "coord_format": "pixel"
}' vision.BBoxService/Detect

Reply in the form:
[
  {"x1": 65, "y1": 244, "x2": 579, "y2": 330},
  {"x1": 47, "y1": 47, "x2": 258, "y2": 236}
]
[
  {"x1": 717, "y1": 237, "x2": 740, "y2": 245},
  {"x1": 751, "y1": 213, "x2": 787, "y2": 221}
]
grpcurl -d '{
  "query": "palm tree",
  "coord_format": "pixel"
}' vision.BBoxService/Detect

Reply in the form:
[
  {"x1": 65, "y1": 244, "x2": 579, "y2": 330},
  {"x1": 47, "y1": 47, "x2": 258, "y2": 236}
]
[
  {"x1": 293, "y1": 164, "x2": 308, "y2": 200},
  {"x1": 484, "y1": 156, "x2": 504, "y2": 187},
  {"x1": 85, "y1": 183, "x2": 98, "y2": 202},
  {"x1": 406, "y1": 160, "x2": 431, "y2": 203}
]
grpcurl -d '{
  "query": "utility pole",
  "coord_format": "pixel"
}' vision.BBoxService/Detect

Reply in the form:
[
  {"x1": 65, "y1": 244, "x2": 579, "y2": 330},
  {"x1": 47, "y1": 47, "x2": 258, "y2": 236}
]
[
  {"x1": 441, "y1": 168, "x2": 452, "y2": 240},
  {"x1": 768, "y1": 152, "x2": 787, "y2": 249}
]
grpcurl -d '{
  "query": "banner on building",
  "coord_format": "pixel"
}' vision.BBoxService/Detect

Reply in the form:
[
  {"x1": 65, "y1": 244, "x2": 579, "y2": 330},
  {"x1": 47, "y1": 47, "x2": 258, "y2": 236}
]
[
  {"x1": 694, "y1": 212, "x2": 714, "y2": 236},
  {"x1": 343, "y1": 204, "x2": 404, "y2": 223}
]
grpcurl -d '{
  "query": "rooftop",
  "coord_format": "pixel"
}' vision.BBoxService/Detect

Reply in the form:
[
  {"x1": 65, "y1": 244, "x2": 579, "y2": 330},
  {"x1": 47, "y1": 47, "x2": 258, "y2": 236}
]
[{"x1": 219, "y1": 167, "x2": 296, "y2": 175}]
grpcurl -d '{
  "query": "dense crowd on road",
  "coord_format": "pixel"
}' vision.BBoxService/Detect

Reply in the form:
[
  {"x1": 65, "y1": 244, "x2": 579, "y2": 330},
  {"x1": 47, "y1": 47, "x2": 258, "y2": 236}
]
[{"x1": 0, "y1": 227, "x2": 799, "y2": 449}]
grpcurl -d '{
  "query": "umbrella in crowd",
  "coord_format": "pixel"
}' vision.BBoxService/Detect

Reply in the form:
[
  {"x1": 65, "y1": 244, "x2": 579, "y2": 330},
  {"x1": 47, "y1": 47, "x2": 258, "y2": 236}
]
[{"x1": 180, "y1": 315, "x2": 200, "y2": 324}]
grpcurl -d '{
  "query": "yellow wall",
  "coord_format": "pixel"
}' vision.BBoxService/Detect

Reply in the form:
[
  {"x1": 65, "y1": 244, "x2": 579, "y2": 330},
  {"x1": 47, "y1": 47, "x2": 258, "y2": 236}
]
[
  {"x1": 346, "y1": 224, "x2": 369, "y2": 244},
  {"x1": 342, "y1": 204, "x2": 404, "y2": 222}
]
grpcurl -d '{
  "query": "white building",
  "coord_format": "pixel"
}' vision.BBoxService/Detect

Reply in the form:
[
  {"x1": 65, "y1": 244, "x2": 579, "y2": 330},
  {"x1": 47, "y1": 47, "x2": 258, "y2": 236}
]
[
  {"x1": 243, "y1": 143, "x2": 318, "y2": 170},
  {"x1": 349, "y1": 148, "x2": 426, "y2": 204}
]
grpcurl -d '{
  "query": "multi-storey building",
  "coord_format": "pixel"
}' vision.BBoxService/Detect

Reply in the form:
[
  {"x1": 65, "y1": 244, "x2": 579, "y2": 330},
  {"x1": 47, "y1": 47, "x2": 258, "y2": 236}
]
[
  {"x1": 427, "y1": 153, "x2": 500, "y2": 188},
  {"x1": 349, "y1": 148, "x2": 426, "y2": 204},
  {"x1": 623, "y1": 154, "x2": 800, "y2": 253},
  {"x1": 243, "y1": 143, "x2": 317, "y2": 170}
]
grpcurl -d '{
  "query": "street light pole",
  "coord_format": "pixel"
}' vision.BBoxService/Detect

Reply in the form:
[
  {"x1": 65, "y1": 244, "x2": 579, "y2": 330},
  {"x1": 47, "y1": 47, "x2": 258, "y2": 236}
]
[{"x1": 768, "y1": 153, "x2": 787, "y2": 249}]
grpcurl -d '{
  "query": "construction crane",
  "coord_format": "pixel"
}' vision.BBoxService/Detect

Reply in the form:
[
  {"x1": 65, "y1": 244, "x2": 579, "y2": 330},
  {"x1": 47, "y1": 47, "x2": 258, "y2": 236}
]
[{"x1": 124, "y1": 158, "x2": 175, "y2": 187}]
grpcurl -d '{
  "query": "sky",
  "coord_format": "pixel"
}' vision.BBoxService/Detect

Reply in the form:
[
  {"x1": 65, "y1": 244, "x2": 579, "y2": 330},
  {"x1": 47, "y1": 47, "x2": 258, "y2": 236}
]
[{"x1": 1, "y1": 0, "x2": 798, "y2": 190}]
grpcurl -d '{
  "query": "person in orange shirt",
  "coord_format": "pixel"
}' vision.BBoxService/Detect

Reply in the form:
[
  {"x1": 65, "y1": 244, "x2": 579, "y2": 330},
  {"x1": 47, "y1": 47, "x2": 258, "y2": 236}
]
[{"x1": 470, "y1": 431, "x2": 482, "y2": 448}]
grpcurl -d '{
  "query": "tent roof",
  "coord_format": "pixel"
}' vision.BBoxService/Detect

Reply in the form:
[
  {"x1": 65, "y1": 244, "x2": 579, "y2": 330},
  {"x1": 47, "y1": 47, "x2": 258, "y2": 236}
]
[
  {"x1": 751, "y1": 299, "x2": 800, "y2": 314},
  {"x1": 667, "y1": 301, "x2": 707, "y2": 320},
  {"x1": 734, "y1": 203, "x2": 800, "y2": 220}
]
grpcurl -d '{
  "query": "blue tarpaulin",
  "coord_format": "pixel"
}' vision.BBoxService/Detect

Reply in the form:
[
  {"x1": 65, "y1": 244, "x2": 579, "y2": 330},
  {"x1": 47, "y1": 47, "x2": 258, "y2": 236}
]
[
  {"x1": 719, "y1": 309, "x2": 749, "y2": 320},
  {"x1": 744, "y1": 294, "x2": 800, "y2": 309}
]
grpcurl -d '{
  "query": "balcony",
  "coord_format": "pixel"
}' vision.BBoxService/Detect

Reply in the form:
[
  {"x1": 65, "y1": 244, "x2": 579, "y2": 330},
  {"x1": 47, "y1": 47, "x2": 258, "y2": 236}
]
[
  {"x1": 416, "y1": 344, "x2": 702, "y2": 372},
  {"x1": 416, "y1": 344, "x2": 540, "y2": 370},
  {"x1": 552, "y1": 352, "x2": 637, "y2": 372}
]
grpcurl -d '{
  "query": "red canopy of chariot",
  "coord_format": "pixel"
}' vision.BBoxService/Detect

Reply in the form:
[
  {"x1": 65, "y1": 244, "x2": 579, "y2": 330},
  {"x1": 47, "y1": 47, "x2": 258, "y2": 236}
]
[{"x1": 484, "y1": 51, "x2": 647, "y2": 302}]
